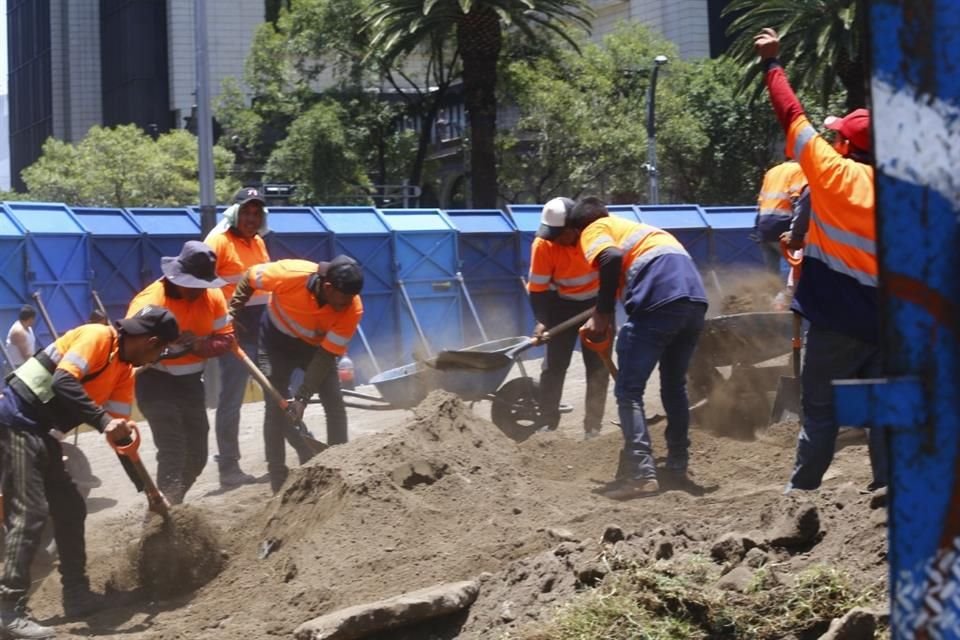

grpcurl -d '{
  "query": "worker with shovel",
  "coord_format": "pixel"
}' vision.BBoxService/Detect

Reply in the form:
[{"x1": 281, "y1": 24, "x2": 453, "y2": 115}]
[
  {"x1": 0, "y1": 306, "x2": 179, "y2": 639},
  {"x1": 204, "y1": 186, "x2": 271, "y2": 488},
  {"x1": 127, "y1": 241, "x2": 236, "y2": 506},
  {"x1": 570, "y1": 197, "x2": 707, "y2": 500},
  {"x1": 527, "y1": 197, "x2": 608, "y2": 440},
  {"x1": 230, "y1": 256, "x2": 363, "y2": 493},
  {"x1": 755, "y1": 28, "x2": 887, "y2": 492}
]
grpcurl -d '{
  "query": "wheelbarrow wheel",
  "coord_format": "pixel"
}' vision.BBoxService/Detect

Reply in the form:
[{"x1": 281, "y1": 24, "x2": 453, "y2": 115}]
[{"x1": 491, "y1": 377, "x2": 548, "y2": 442}]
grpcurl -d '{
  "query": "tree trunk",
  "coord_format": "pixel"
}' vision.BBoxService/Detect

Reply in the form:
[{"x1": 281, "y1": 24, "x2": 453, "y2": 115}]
[
  {"x1": 457, "y1": 10, "x2": 502, "y2": 209},
  {"x1": 409, "y1": 92, "x2": 445, "y2": 189}
]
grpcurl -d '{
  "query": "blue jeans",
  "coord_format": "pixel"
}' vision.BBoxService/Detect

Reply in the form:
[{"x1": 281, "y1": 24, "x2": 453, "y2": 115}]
[
  {"x1": 214, "y1": 305, "x2": 263, "y2": 465},
  {"x1": 615, "y1": 299, "x2": 706, "y2": 480},
  {"x1": 789, "y1": 324, "x2": 889, "y2": 490}
]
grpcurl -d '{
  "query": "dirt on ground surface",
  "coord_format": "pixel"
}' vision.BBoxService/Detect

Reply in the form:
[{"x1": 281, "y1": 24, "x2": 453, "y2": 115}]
[{"x1": 21, "y1": 278, "x2": 888, "y2": 639}]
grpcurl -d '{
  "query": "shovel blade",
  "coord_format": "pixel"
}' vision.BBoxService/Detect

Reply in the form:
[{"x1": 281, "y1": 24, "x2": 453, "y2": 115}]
[{"x1": 770, "y1": 376, "x2": 801, "y2": 424}]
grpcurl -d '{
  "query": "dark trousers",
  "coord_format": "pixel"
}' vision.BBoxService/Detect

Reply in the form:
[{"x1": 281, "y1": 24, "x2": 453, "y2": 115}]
[
  {"x1": 789, "y1": 324, "x2": 889, "y2": 490},
  {"x1": 0, "y1": 398, "x2": 87, "y2": 603},
  {"x1": 615, "y1": 299, "x2": 707, "y2": 479},
  {"x1": 214, "y1": 305, "x2": 263, "y2": 466},
  {"x1": 136, "y1": 369, "x2": 209, "y2": 505},
  {"x1": 259, "y1": 319, "x2": 346, "y2": 484},
  {"x1": 539, "y1": 300, "x2": 609, "y2": 432}
]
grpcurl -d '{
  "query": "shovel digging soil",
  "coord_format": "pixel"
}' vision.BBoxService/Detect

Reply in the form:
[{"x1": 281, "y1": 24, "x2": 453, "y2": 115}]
[{"x1": 110, "y1": 426, "x2": 225, "y2": 600}]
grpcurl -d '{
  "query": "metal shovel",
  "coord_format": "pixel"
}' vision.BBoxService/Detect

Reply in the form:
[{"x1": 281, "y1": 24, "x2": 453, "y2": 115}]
[
  {"x1": 231, "y1": 345, "x2": 328, "y2": 455},
  {"x1": 109, "y1": 424, "x2": 172, "y2": 522},
  {"x1": 433, "y1": 308, "x2": 594, "y2": 371},
  {"x1": 770, "y1": 312, "x2": 803, "y2": 424}
]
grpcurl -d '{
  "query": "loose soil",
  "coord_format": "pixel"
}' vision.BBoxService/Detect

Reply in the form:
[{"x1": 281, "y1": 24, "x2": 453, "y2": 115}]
[{"x1": 22, "y1": 277, "x2": 887, "y2": 639}]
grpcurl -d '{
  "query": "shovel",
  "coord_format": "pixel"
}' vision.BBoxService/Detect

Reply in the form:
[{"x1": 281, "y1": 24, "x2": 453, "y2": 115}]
[
  {"x1": 232, "y1": 345, "x2": 328, "y2": 456},
  {"x1": 433, "y1": 308, "x2": 594, "y2": 371},
  {"x1": 770, "y1": 312, "x2": 803, "y2": 424},
  {"x1": 109, "y1": 424, "x2": 172, "y2": 522}
]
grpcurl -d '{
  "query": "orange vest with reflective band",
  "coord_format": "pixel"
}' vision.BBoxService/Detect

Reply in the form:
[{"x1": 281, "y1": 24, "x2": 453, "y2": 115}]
[
  {"x1": 44, "y1": 324, "x2": 134, "y2": 418},
  {"x1": 204, "y1": 228, "x2": 270, "y2": 304},
  {"x1": 580, "y1": 216, "x2": 689, "y2": 296},
  {"x1": 127, "y1": 280, "x2": 233, "y2": 376},
  {"x1": 756, "y1": 161, "x2": 807, "y2": 241},
  {"x1": 787, "y1": 115, "x2": 878, "y2": 343},
  {"x1": 527, "y1": 237, "x2": 598, "y2": 302},
  {"x1": 249, "y1": 259, "x2": 363, "y2": 355}
]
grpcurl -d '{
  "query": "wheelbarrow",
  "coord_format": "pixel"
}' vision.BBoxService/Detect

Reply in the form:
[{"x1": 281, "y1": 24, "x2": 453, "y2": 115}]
[
  {"x1": 687, "y1": 311, "x2": 794, "y2": 437},
  {"x1": 339, "y1": 309, "x2": 595, "y2": 441}
]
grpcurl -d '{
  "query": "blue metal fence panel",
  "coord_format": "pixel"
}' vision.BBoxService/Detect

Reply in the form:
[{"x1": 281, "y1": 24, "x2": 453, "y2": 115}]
[
  {"x1": 125, "y1": 208, "x2": 201, "y2": 286},
  {"x1": 831, "y1": 3, "x2": 960, "y2": 638},
  {"x1": 701, "y1": 206, "x2": 763, "y2": 268},
  {"x1": 505, "y1": 205, "x2": 542, "y2": 281},
  {"x1": 72, "y1": 207, "x2": 145, "y2": 322},
  {"x1": 635, "y1": 205, "x2": 710, "y2": 269},
  {"x1": 264, "y1": 207, "x2": 333, "y2": 262},
  {"x1": 608, "y1": 204, "x2": 643, "y2": 223},
  {"x1": 445, "y1": 209, "x2": 526, "y2": 343},
  {"x1": 314, "y1": 206, "x2": 399, "y2": 376},
  {"x1": 0, "y1": 207, "x2": 27, "y2": 364},
  {"x1": 378, "y1": 208, "x2": 463, "y2": 355},
  {"x1": 3, "y1": 202, "x2": 91, "y2": 343}
]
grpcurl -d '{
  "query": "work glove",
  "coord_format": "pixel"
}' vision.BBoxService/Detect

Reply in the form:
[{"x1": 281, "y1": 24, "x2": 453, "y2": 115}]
[{"x1": 285, "y1": 398, "x2": 306, "y2": 423}]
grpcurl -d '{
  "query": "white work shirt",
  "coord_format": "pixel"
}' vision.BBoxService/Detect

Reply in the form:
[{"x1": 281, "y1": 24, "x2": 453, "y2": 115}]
[{"x1": 6, "y1": 320, "x2": 36, "y2": 368}]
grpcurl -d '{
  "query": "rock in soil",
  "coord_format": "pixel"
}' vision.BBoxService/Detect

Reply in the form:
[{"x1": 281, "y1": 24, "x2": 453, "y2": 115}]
[{"x1": 767, "y1": 500, "x2": 821, "y2": 549}]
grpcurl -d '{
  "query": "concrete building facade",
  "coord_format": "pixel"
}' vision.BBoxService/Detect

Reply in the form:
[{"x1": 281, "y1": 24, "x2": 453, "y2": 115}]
[{"x1": 6, "y1": 0, "x2": 262, "y2": 191}]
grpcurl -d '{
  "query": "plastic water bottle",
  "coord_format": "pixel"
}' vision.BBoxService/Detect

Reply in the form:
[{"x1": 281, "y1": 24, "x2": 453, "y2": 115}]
[{"x1": 337, "y1": 355, "x2": 356, "y2": 390}]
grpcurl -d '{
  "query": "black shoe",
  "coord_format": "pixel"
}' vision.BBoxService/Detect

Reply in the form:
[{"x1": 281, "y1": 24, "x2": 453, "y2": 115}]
[
  {"x1": 62, "y1": 586, "x2": 110, "y2": 618},
  {"x1": 219, "y1": 466, "x2": 257, "y2": 488}
]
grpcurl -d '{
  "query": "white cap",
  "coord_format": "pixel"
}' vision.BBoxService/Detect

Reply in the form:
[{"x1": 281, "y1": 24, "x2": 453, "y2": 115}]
[{"x1": 536, "y1": 197, "x2": 575, "y2": 240}]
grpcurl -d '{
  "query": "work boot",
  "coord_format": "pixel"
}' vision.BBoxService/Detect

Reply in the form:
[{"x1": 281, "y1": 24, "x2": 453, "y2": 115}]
[
  {"x1": 61, "y1": 585, "x2": 110, "y2": 619},
  {"x1": 0, "y1": 600, "x2": 55, "y2": 639},
  {"x1": 269, "y1": 467, "x2": 289, "y2": 494},
  {"x1": 218, "y1": 461, "x2": 257, "y2": 488},
  {"x1": 602, "y1": 478, "x2": 660, "y2": 501}
]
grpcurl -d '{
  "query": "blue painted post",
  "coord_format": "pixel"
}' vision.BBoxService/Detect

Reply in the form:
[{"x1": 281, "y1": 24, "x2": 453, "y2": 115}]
[{"x1": 833, "y1": 1, "x2": 960, "y2": 637}]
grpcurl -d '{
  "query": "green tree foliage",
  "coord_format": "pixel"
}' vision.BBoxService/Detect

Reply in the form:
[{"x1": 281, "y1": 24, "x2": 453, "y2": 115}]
[
  {"x1": 724, "y1": 0, "x2": 865, "y2": 110},
  {"x1": 21, "y1": 125, "x2": 238, "y2": 207},
  {"x1": 498, "y1": 24, "x2": 781, "y2": 206},
  {"x1": 361, "y1": 0, "x2": 593, "y2": 207},
  {"x1": 216, "y1": 0, "x2": 448, "y2": 201}
]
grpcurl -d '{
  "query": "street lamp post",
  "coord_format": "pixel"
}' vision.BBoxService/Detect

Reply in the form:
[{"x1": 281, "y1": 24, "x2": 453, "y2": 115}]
[
  {"x1": 194, "y1": 0, "x2": 217, "y2": 236},
  {"x1": 645, "y1": 55, "x2": 668, "y2": 205}
]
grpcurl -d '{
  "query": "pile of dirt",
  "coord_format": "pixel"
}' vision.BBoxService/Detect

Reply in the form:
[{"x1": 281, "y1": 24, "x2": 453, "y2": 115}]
[
  {"x1": 711, "y1": 269, "x2": 786, "y2": 315},
  {"x1": 34, "y1": 392, "x2": 887, "y2": 639},
  {"x1": 136, "y1": 506, "x2": 226, "y2": 599}
]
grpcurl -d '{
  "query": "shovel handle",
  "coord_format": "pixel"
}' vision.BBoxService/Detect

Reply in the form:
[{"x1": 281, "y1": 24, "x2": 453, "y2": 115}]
[
  {"x1": 580, "y1": 326, "x2": 618, "y2": 380},
  {"x1": 109, "y1": 423, "x2": 142, "y2": 463}
]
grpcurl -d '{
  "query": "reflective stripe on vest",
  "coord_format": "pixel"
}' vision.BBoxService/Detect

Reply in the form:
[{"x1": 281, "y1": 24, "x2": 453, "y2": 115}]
[
  {"x1": 557, "y1": 289, "x2": 598, "y2": 302},
  {"x1": 267, "y1": 303, "x2": 319, "y2": 340},
  {"x1": 105, "y1": 400, "x2": 132, "y2": 416}
]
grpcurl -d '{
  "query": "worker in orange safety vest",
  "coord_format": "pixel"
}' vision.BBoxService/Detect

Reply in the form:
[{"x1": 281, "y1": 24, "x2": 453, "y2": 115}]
[
  {"x1": 527, "y1": 197, "x2": 608, "y2": 439},
  {"x1": 755, "y1": 27, "x2": 887, "y2": 493}
]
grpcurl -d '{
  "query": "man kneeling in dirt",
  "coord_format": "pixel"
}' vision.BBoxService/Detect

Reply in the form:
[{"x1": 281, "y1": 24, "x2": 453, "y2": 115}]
[
  {"x1": 231, "y1": 256, "x2": 364, "y2": 493},
  {"x1": 0, "y1": 306, "x2": 179, "y2": 639}
]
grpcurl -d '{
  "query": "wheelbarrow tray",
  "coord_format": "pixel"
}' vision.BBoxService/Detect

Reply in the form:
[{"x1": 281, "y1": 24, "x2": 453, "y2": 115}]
[
  {"x1": 368, "y1": 337, "x2": 525, "y2": 409},
  {"x1": 694, "y1": 311, "x2": 793, "y2": 368}
]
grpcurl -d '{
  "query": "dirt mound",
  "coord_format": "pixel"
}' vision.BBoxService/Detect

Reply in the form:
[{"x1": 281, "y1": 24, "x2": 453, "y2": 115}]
[
  {"x1": 711, "y1": 269, "x2": 785, "y2": 316},
  {"x1": 137, "y1": 506, "x2": 226, "y2": 599},
  {"x1": 33, "y1": 391, "x2": 887, "y2": 639}
]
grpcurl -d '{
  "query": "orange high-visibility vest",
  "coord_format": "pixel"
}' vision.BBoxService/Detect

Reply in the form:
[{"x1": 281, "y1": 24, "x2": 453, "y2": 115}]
[
  {"x1": 127, "y1": 280, "x2": 233, "y2": 376},
  {"x1": 787, "y1": 115, "x2": 878, "y2": 342},
  {"x1": 249, "y1": 259, "x2": 363, "y2": 356},
  {"x1": 756, "y1": 161, "x2": 807, "y2": 241},
  {"x1": 527, "y1": 237, "x2": 599, "y2": 302}
]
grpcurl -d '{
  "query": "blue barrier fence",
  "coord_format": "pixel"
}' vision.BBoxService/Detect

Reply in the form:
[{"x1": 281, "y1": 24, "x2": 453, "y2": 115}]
[{"x1": 0, "y1": 200, "x2": 762, "y2": 378}]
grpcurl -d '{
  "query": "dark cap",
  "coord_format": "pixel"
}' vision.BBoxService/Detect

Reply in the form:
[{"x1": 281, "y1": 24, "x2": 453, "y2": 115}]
[
  {"x1": 233, "y1": 186, "x2": 266, "y2": 207},
  {"x1": 161, "y1": 241, "x2": 227, "y2": 289},
  {"x1": 324, "y1": 255, "x2": 363, "y2": 296},
  {"x1": 117, "y1": 305, "x2": 180, "y2": 343}
]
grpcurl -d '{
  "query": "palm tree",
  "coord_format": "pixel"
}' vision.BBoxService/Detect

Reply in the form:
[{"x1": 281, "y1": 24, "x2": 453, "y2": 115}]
[
  {"x1": 724, "y1": 0, "x2": 866, "y2": 111},
  {"x1": 362, "y1": 0, "x2": 592, "y2": 208}
]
